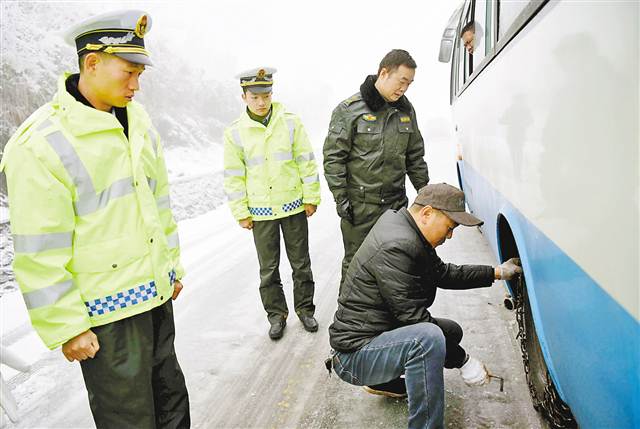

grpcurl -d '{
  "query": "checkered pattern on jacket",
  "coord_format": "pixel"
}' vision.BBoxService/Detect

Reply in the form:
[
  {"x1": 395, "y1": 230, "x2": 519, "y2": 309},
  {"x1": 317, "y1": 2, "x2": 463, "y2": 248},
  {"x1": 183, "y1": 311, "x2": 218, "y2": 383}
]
[
  {"x1": 248, "y1": 206, "x2": 274, "y2": 216},
  {"x1": 282, "y1": 198, "x2": 302, "y2": 212},
  {"x1": 85, "y1": 281, "x2": 158, "y2": 317}
]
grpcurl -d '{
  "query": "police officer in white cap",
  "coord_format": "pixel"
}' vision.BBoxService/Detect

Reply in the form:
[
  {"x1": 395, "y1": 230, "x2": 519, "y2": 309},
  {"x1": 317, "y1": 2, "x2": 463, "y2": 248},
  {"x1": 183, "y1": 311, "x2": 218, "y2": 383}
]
[
  {"x1": 1, "y1": 10, "x2": 190, "y2": 427},
  {"x1": 223, "y1": 67, "x2": 322, "y2": 340}
]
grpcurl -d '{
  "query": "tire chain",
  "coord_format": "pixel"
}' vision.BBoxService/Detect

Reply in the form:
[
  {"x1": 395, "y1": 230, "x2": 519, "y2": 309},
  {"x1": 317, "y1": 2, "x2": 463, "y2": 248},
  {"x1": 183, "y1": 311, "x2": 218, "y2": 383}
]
[{"x1": 514, "y1": 276, "x2": 577, "y2": 429}]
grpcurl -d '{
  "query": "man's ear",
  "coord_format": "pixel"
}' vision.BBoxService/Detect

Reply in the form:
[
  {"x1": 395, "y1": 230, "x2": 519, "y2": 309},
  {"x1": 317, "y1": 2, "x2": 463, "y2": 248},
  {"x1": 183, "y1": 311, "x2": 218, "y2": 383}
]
[
  {"x1": 83, "y1": 52, "x2": 100, "y2": 74},
  {"x1": 418, "y1": 205, "x2": 434, "y2": 224}
]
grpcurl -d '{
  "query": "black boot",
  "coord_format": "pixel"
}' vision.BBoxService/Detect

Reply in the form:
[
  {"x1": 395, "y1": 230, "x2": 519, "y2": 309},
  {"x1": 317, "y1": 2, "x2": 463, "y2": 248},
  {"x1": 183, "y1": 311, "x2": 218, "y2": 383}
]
[
  {"x1": 269, "y1": 317, "x2": 287, "y2": 340},
  {"x1": 300, "y1": 315, "x2": 318, "y2": 332}
]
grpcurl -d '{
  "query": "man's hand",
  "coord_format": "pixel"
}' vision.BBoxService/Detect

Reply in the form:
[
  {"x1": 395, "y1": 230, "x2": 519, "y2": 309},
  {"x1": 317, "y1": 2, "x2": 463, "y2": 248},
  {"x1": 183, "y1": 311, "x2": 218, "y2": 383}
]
[
  {"x1": 495, "y1": 258, "x2": 523, "y2": 280},
  {"x1": 336, "y1": 199, "x2": 353, "y2": 223},
  {"x1": 172, "y1": 280, "x2": 184, "y2": 300},
  {"x1": 62, "y1": 330, "x2": 99, "y2": 362},
  {"x1": 304, "y1": 204, "x2": 317, "y2": 217},
  {"x1": 239, "y1": 217, "x2": 253, "y2": 230}
]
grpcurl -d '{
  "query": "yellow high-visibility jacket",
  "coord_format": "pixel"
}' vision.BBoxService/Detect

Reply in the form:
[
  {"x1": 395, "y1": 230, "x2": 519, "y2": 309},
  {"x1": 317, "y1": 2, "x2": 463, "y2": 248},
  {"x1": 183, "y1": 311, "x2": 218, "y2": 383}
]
[
  {"x1": 223, "y1": 102, "x2": 321, "y2": 221},
  {"x1": 0, "y1": 73, "x2": 184, "y2": 349}
]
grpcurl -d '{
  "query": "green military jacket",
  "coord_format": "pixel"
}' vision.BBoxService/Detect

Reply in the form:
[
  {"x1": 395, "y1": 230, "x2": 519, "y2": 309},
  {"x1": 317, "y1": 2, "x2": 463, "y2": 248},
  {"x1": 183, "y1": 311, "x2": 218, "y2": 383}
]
[{"x1": 323, "y1": 75, "x2": 429, "y2": 207}]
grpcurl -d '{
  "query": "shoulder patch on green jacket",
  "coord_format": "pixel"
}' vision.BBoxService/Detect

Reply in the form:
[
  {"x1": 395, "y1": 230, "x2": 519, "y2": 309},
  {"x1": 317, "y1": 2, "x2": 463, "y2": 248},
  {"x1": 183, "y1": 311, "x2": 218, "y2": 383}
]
[{"x1": 341, "y1": 93, "x2": 363, "y2": 107}]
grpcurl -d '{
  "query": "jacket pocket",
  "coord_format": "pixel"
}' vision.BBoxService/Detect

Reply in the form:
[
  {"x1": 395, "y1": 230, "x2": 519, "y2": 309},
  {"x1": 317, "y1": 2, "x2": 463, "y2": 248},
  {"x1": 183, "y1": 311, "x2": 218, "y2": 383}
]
[
  {"x1": 70, "y1": 236, "x2": 149, "y2": 273},
  {"x1": 354, "y1": 121, "x2": 383, "y2": 156},
  {"x1": 397, "y1": 121, "x2": 414, "y2": 134},
  {"x1": 395, "y1": 121, "x2": 414, "y2": 154},
  {"x1": 328, "y1": 122, "x2": 344, "y2": 135},
  {"x1": 356, "y1": 121, "x2": 383, "y2": 134}
]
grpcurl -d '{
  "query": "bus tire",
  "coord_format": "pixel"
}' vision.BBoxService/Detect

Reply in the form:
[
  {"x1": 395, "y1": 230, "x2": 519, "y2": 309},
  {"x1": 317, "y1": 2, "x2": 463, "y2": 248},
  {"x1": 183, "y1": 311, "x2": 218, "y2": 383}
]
[{"x1": 516, "y1": 275, "x2": 577, "y2": 429}]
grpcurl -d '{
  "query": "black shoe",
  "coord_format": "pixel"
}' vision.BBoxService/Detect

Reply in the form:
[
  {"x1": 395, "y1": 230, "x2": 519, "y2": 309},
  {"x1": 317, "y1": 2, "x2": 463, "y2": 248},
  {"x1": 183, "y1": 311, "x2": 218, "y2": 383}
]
[
  {"x1": 300, "y1": 315, "x2": 318, "y2": 332},
  {"x1": 364, "y1": 377, "x2": 407, "y2": 398},
  {"x1": 269, "y1": 318, "x2": 286, "y2": 340}
]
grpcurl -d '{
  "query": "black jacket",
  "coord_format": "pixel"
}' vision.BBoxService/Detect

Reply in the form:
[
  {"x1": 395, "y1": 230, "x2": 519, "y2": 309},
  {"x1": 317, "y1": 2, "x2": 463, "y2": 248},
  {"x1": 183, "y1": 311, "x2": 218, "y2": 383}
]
[{"x1": 329, "y1": 208, "x2": 495, "y2": 352}]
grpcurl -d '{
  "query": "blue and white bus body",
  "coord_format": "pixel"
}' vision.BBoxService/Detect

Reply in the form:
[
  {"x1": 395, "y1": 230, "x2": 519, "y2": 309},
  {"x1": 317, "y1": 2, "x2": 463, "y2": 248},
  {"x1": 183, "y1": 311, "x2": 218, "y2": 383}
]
[{"x1": 441, "y1": 1, "x2": 639, "y2": 427}]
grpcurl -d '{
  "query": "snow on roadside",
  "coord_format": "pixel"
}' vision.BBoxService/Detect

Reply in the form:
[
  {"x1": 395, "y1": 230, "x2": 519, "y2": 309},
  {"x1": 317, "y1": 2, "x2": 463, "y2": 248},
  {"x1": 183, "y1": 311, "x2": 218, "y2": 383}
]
[
  {"x1": 164, "y1": 143, "x2": 225, "y2": 222},
  {"x1": 165, "y1": 142, "x2": 223, "y2": 183},
  {"x1": 0, "y1": 145, "x2": 226, "y2": 297}
]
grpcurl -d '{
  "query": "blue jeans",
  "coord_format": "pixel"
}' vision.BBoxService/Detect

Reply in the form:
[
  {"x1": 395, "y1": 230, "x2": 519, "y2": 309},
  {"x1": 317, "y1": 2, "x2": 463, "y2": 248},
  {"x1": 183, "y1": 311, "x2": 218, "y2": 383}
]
[{"x1": 333, "y1": 323, "x2": 446, "y2": 429}]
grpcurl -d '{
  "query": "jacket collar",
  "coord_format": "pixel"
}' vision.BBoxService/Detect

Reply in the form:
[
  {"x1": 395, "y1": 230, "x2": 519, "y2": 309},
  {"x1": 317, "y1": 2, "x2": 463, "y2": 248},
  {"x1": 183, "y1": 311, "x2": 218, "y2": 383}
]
[
  {"x1": 65, "y1": 73, "x2": 94, "y2": 109},
  {"x1": 360, "y1": 74, "x2": 412, "y2": 113},
  {"x1": 239, "y1": 101, "x2": 285, "y2": 129},
  {"x1": 246, "y1": 106, "x2": 272, "y2": 126},
  {"x1": 399, "y1": 207, "x2": 432, "y2": 250},
  {"x1": 52, "y1": 73, "x2": 148, "y2": 137}
]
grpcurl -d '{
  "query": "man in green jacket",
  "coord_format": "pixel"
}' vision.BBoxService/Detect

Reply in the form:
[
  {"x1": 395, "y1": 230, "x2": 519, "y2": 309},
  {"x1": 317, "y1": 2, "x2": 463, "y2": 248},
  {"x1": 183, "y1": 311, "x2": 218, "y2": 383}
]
[
  {"x1": 223, "y1": 67, "x2": 321, "y2": 340},
  {"x1": 1, "y1": 10, "x2": 189, "y2": 428},
  {"x1": 323, "y1": 49, "x2": 429, "y2": 287}
]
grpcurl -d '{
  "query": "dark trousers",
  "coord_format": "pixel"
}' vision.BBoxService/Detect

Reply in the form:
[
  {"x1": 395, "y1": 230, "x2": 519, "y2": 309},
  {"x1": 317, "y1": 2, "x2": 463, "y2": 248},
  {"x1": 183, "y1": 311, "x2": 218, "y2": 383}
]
[
  {"x1": 433, "y1": 317, "x2": 467, "y2": 369},
  {"x1": 252, "y1": 211, "x2": 315, "y2": 323},
  {"x1": 339, "y1": 197, "x2": 408, "y2": 288},
  {"x1": 80, "y1": 301, "x2": 190, "y2": 429}
]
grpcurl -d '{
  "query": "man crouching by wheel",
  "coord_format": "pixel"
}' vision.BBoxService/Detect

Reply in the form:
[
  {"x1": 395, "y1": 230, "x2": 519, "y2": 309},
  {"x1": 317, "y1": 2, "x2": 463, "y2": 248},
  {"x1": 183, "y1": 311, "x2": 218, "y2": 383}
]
[{"x1": 327, "y1": 183, "x2": 522, "y2": 429}]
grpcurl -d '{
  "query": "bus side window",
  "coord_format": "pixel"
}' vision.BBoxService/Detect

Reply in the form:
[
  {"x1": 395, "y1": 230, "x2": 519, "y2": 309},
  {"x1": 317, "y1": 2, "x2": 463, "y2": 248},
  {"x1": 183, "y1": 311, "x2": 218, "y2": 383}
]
[
  {"x1": 498, "y1": 0, "x2": 530, "y2": 39},
  {"x1": 473, "y1": 0, "x2": 488, "y2": 64},
  {"x1": 457, "y1": 24, "x2": 465, "y2": 91},
  {"x1": 458, "y1": 0, "x2": 473, "y2": 85},
  {"x1": 452, "y1": 26, "x2": 461, "y2": 98},
  {"x1": 485, "y1": 0, "x2": 495, "y2": 53}
]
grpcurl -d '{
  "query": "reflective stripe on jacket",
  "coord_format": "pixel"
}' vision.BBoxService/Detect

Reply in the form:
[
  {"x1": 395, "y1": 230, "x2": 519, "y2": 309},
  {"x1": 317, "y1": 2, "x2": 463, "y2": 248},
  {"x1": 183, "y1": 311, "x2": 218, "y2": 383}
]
[
  {"x1": 0, "y1": 73, "x2": 184, "y2": 349},
  {"x1": 223, "y1": 102, "x2": 321, "y2": 221}
]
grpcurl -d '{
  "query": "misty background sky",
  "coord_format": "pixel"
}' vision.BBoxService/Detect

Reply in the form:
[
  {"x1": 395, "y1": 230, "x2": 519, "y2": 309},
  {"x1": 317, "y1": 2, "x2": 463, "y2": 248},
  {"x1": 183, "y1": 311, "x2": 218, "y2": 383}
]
[
  {"x1": 151, "y1": 0, "x2": 460, "y2": 141},
  {"x1": 1, "y1": 0, "x2": 460, "y2": 145}
]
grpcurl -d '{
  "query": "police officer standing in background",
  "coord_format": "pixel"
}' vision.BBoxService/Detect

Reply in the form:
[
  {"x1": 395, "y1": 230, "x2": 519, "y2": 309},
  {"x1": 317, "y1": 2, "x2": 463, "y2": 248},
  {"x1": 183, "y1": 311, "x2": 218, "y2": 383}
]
[
  {"x1": 223, "y1": 68, "x2": 321, "y2": 340},
  {"x1": 0, "y1": 10, "x2": 190, "y2": 428},
  {"x1": 323, "y1": 49, "x2": 430, "y2": 287}
]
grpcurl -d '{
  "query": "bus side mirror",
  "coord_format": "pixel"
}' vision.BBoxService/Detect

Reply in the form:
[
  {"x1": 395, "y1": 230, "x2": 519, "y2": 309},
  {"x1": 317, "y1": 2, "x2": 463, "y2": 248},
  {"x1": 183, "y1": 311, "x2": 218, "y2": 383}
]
[
  {"x1": 439, "y1": 27, "x2": 457, "y2": 63},
  {"x1": 439, "y1": 4, "x2": 464, "y2": 63}
]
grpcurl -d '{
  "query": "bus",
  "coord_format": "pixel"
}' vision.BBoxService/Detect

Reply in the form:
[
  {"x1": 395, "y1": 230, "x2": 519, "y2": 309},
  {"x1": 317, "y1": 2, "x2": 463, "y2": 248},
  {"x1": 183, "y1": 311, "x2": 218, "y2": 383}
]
[{"x1": 438, "y1": 1, "x2": 639, "y2": 427}]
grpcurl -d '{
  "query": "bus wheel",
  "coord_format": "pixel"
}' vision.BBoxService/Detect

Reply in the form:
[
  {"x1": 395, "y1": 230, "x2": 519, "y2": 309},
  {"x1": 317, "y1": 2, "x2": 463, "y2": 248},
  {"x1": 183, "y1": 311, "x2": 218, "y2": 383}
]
[{"x1": 514, "y1": 275, "x2": 577, "y2": 429}]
